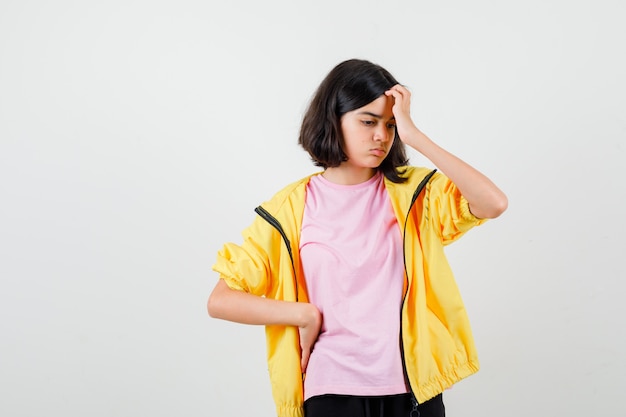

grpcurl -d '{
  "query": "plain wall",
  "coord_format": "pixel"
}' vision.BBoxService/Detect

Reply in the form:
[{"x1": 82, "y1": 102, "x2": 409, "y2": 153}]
[{"x1": 1, "y1": 0, "x2": 624, "y2": 416}]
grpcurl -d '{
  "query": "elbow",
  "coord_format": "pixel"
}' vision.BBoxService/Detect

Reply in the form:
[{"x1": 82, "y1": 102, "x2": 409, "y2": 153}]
[
  {"x1": 207, "y1": 279, "x2": 238, "y2": 319},
  {"x1": 207, "y1": 294, "x2": 217, "y2": 318},
  {"x1": 207, "y1": 285, "x2": 224, "y2": 319},
  {"x1": 495, "y1": 193, "x2": 509, "y2": 217},
  {"x1": 207, "y1": 293, "x2": 228, "y2": 320},
  {"x1": 486, "y1": 194, "x2": 509, "y2": 219},
  {"x1": 471, "y1": 193, "x2": 508, "y2": 219}
]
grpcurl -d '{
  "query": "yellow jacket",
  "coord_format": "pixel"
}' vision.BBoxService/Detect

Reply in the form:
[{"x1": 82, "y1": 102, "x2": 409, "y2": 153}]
[{"x1": 213, "y1": 166, "x2": 487, "y2": 417}]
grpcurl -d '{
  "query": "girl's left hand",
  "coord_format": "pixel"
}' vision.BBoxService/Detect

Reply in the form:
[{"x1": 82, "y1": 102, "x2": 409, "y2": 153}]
[{"x1": 385, "y1": 84, "x2": 418, "y2": 143}]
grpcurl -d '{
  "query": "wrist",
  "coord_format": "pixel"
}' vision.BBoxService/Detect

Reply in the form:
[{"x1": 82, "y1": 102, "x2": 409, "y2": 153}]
[
  {"x1": 298, "y1": 302, "x2": 321, "y2": 328},
  {"x1": 400, "y1": 127, "x2": 428, "y2": 150}
]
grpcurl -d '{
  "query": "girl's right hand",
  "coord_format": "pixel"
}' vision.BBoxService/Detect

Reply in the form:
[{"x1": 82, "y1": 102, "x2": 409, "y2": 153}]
[{"x1": 298, "y1": 303, "x2": 322, "y2": 372}]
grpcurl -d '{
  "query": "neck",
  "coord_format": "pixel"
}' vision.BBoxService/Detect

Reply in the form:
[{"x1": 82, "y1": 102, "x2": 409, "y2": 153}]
[{"x1": 322, "y1": 166, "x2": 377, "y2": 185}]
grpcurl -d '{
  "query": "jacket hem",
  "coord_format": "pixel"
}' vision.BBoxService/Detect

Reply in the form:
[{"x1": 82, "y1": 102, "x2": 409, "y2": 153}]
[
  {"x1": 413, "y1": 360, "x2": 479, "y2": 404},
  {"x1": 276, "y1": 404, "x2": 303, "y2": 417}
]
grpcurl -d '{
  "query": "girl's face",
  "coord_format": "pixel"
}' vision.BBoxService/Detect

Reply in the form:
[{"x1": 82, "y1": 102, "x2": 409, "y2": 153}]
[{"x1": 339, "y1": 94, "x2": 396, "y2": 173}]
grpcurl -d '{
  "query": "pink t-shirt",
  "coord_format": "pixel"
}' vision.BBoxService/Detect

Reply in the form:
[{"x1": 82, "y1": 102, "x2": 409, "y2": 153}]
[{"x1": 300, "y1": 172, "x2": 408, "y2": 400}]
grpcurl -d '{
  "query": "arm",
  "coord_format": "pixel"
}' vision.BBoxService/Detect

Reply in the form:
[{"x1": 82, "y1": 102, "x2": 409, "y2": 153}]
[
  {"x1": 207, "y1": 278, "x2": 322, "y2": 370},
  {"x1": 385, "y1": 85, "x2": 508, "y2": 219}
]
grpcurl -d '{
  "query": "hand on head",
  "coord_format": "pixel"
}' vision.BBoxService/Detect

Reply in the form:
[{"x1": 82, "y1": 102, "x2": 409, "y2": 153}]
[{"x1": 385, "y1": 84, "x2": 418, "y2": 143}]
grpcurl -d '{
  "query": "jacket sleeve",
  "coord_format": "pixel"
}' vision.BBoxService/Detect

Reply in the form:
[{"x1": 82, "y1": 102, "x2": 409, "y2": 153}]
[
  {"x1": 211, "y1": 214, "x2": 278, "y2": 297},
  {"x1": 425, "y1": 172, "x2": 487, "y2": 245}
]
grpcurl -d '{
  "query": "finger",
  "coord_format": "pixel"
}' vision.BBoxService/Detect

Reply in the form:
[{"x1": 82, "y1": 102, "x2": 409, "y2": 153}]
[
  {"x1": 386, "y1": 87, "x2": 408, "y2": 101},
  {"x1": 389, "y1": 85, "x2": 411, "y2": 101},
  {"x1": 385, "y1": 88, "x2": 402, "y2": 101},
  {"x1": 301, "y1": 349, "x2": 310, "y2": 372}
]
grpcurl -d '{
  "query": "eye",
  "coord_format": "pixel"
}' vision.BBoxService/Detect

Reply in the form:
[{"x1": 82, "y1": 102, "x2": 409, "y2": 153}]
[
  {"x1": 387, "y1": 123, "x2": 396, "y2": 130},
  {"x1": 361, "y1": 120, "x2": 376, "y2": 126}
]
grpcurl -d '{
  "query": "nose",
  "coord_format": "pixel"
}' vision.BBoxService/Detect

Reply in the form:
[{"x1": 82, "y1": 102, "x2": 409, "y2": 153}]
[{"x1": 374, "y1": 124, "x2": 391, "y2": 142}]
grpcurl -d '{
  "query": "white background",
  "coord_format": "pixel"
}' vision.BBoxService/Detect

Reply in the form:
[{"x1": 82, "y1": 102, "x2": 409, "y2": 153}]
[{"x1": 1, "y1": 0, "x2": 624, "y2": 416}]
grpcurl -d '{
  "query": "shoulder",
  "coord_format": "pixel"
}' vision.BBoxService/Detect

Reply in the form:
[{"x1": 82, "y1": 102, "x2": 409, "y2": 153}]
[
  {"x1": 385, "y1": 166, "x2": 439, "y2": 193},
  {"x1": 403, "y1": 166, "x2": 439, "y2": 186},
  {"x1": 259, "y1": 172, "x2": 323, "y2": 213},
  {"x1": 381, "y1": 166, "x2": 437, "y2": 215}
]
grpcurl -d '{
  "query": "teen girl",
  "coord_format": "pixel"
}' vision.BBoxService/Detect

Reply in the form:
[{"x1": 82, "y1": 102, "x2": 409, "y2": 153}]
[{"x1": 208, "y1": 58, "x2": 507, "y2": 417}]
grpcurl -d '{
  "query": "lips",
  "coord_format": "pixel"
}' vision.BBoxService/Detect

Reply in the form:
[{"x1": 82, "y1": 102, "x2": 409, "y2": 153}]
[{"x1": 370, "y1": 148, "x2": 386, "y2": 157}]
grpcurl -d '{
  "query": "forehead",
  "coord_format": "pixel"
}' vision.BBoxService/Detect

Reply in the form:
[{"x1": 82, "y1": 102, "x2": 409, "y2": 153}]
[{"x1": 352, "y1": 95, "x2": 394, "y2": 117}]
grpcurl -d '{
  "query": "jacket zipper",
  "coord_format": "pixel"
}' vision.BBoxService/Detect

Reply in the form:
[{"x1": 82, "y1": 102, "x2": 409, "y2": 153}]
[
  {"x1": 254, "y1": 205, "x2": 299, "y2": 300},
  {"x1": 399, "y1": 169, "x2": 437, "y2": 405}
]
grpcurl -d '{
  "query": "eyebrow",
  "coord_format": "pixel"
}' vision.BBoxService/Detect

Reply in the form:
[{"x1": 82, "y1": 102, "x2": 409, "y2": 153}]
[{"x1": 357, "y1": 111, "x2": 395, "y2": 120}]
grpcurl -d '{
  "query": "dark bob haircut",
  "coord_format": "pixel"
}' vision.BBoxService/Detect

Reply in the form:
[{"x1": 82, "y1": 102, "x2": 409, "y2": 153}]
[{"x1": 298, "y1": 59, "x2": 409, "y2": 183}]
